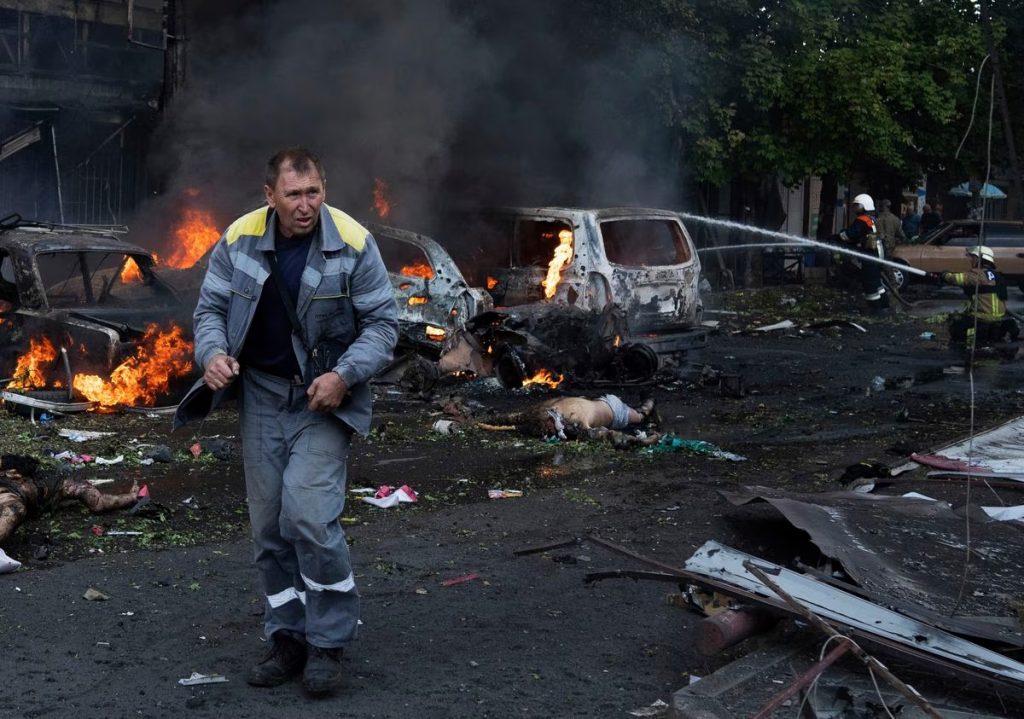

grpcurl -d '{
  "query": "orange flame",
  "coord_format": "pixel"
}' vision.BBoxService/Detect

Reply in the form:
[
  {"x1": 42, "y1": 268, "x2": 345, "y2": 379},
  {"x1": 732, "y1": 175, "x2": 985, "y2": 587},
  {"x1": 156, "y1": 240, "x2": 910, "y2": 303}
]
[
  {"x1": 164, "y1": 208, "x2": 220, "y2": 269},
  {"x1": 9, "y1": 336, "x2": 58, "y2": 389},
  {"x1": 119, "y1": 254, "x2": 157, "y2": 284},
  {"x1": 372, "y1": 178, "x2": 391, "y2": 220},
  {"x1": 72, "y1": 323, "x2": 194, "y2": 407},
  {"x1": 542, "y1": 229, "x2": 574, "y2": 299},
  {"x1": 400, "y1": 262, "x2": 434, "y2": 279},
  {"x1": 408, "y1": 296, "x2": 428, "y2": 306},
  {"x1": 425, "y1": 325, "x2": 446, "y2": 342},
  {"x1": 522, "y1": 368, "x2": 564, "y2": 389},
  {"x1": 486, "y1": 276, "x2": 498, "y2": 290},
  {"x1": 614, "y1": 335, "x2": 621, "y2": 348}
]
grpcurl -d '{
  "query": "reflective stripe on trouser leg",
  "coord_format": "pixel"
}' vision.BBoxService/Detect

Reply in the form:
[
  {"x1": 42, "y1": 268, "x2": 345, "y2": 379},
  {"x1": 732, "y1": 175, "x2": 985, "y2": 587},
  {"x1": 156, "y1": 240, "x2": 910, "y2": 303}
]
[{"x1": 280, "y1": 407, "x2": 358, "y2": 648}]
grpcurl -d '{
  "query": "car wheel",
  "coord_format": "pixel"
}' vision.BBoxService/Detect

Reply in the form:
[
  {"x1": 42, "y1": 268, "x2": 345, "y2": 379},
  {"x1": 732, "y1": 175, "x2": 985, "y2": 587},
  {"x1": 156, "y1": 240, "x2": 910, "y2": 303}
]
[{"x1": 888, "y1": 262, "x2": 910, "y2": 292}]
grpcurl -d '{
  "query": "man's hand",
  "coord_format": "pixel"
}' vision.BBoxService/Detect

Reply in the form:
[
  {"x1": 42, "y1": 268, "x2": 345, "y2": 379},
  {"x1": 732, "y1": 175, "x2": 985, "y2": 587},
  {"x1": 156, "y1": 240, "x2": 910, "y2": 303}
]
[
  {"x1": 307, "y1": 372, "x2": 348, "y2": 412},
  {"x1": 204, "y1": 354, "x2": 240, "y2": 390}
]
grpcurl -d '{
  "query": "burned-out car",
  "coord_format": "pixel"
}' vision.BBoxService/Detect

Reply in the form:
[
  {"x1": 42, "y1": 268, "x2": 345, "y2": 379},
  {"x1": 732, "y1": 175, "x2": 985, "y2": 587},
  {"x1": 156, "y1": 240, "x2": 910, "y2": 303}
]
[
  {"x1": 438, "y1": 207, "x2": 706, "y2": 385},
  {"x1": 0, "y1": 218, "x2": 192, "y2": 404},
  {"x1": 369, "y1": 222, "x2": 493, "y2": 346},
  {"x1": 367, "y1": 222, "x2": 493, "y2": 388}
]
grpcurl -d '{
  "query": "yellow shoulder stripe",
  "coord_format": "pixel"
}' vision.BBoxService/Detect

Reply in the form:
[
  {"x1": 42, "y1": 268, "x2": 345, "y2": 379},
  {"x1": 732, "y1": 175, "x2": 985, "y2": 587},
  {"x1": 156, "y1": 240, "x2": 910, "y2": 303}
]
[
  {"x1": 225, "y1": 207, "x2": 269, "y2": 245},
  {"x1": 327, "y1": 205, "x2": 367, "y2": 252}
]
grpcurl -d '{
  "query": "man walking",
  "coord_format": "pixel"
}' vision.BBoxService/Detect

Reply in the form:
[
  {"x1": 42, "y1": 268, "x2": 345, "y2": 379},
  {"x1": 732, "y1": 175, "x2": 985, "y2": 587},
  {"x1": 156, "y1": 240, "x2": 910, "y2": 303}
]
[{"x1": 174, "y1": 148, "x2": 398, "y2": 695}]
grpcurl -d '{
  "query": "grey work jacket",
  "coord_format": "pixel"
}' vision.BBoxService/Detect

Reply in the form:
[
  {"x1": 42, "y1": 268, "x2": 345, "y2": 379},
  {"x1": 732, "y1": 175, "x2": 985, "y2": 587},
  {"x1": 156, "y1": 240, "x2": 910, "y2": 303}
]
[{"x1": 172, "y1": 203, "x2": 399, "y2": 436}]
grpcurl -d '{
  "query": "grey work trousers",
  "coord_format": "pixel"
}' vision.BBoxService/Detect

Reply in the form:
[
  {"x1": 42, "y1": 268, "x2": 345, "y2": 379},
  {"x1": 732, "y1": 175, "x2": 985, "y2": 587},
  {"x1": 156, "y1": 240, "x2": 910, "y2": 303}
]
[{"x1": 239, "y1": 367, "x2": 359, "y2": 648}]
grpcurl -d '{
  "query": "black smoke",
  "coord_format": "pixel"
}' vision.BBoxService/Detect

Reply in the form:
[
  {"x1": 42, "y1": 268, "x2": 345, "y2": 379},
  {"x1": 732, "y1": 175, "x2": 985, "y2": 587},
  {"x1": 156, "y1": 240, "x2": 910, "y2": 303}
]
[{"x1": 138, "y1": 0, "x2": 684, "y2": 249}]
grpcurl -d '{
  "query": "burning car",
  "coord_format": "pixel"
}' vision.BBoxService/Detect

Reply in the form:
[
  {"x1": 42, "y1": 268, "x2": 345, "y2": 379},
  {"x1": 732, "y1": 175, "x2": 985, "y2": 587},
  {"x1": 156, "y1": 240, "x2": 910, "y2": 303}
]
[
  {"x1": 368, "y1": 222, "x2": 493, "y2": 389},
  {"x1": 369, "y1": 222, "x2": 493, "y2": 348},
  {"x1": 0, "y1": 217, "x2": 194, "y2": 408},
  {"x1": 438, "y1": 207, "x2": 706, "y2": 385}
]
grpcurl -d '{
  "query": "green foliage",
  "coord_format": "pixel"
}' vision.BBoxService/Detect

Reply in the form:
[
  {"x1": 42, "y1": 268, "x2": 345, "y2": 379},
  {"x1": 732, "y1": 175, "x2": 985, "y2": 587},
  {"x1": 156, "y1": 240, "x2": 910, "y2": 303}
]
[{"x1": 574, "y1": 0, "x2": 998, "y2": 187}]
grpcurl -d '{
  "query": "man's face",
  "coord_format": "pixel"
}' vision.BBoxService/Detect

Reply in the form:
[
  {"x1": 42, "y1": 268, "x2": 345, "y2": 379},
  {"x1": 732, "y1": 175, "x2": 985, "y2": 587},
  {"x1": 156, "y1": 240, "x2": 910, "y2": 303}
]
[{"x1": 265, "y1": 163, "x2": 325, "y2": 238}]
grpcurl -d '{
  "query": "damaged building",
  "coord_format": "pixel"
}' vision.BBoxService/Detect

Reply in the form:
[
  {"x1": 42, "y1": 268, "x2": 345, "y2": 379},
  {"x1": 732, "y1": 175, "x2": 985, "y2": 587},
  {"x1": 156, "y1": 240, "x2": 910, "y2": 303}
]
[{"x1": 0, "y1": 0, "x2": 183, "y2": 224}]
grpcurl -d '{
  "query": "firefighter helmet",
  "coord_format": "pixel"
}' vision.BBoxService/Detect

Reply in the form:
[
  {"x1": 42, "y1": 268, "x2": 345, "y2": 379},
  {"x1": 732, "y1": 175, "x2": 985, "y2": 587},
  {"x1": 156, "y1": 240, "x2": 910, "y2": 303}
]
[
  {"x1": 852, "y1": 193, "x2": 875, "y2": 212},
  {"x1": 966, "y1": 246, "x2": 995, "y2": 265}
]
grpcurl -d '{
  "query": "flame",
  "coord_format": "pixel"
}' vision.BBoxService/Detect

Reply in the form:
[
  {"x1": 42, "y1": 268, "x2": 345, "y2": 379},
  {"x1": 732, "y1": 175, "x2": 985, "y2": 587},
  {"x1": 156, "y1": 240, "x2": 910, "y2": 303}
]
[
  {"x1": 541, "y1": 229, "x2": 574, "y2": 299},
  {"x1": 408, "y1": 296, "x2": 428, "y2": 306},
  {"x1": 486, "y1": 276, "x2": 498, "y2": 290},
  {"x1": 614, "y1": 335, "x2": 621, "y2": 348},
  {"x1": 425, "y1": 325, "x2": 446, "y2": 342},
  {"x1": 72, "y1": 323, "x2": 194, "y2": 407},
  {"x1": 119, "y1": 254, "x2": 157, "y2": 284},
  {"x1": 164, "y1": 208, "x2": 220, "y2": 269},
  {"x1": 372, "y1": 178, "x2": 391, "y2": 220},
  {"x1": 400, "y1": 262, "x2": 434, "y2": 279},
  {"x1": 9, "y1": 336, "x2": 59, "y2": 389},
  {"x1": 522, "y1": 368, "x2": 564, "y2": 389}
]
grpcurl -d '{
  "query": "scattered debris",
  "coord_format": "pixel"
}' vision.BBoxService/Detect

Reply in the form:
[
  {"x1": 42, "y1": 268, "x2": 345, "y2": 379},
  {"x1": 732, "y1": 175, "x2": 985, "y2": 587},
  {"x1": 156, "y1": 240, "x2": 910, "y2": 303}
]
[
  {"x1": 641, "y1": 436, "x2": 746, "y2": 461},
  {"x1": 177, "y1": 672, "x2": 229, "y2": 686},
  {"x1": 720, "y1": 486, "x2": 1024, "y2": 640},
  {"x1": 488, "y1": 489, "x2": 523, "y2": 499},
  {"x1": 895, "y1": 415, "x2": 1024, "y2": 478},
  {"x1": 628, "y1": 698, "x2": 669, "y2": 717},
  {"x1": 0, "y1": 547, "x2": 20, "y2": 573},
  {"x1": 751, "y1": 319, "x2": 796, "y2": 333},
  {"x1": 432, "y1": 419, "x2": 460, "y2": 435},
  {"x1": 141, "y1": 445, "x2": 174, "y2": 463},
  {"x1": 94, "y1": 455, "x2": 123, "y2": 465},
  {"x1": 440, "y1": 573, "x2": 480, "y2": 587},
  {"x1": 58, "y1": 429, "x2": 116, "y2": 442},
  {"x1": 806, "y1": 319, "x2": 867, "y2": 333},
  {"x1": 683, "y1": 541, "x2": 1024, "y2": 684},
  {"x1": 362, "y1": 485, "x2": 418, "y2": 508},
  {"x1": 83, "y1": 588, "x2": 110, "y2": 601},
  {"x1": 982, "y1": 504, "x2": 1024, "y2": 522}
]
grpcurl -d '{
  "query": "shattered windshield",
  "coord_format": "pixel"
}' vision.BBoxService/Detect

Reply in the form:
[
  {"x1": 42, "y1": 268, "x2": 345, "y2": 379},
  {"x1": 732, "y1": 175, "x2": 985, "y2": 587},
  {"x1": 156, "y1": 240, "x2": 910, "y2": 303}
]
[
  {"x1": 37, "y1": 251, "x2": 173, "y2": 309},
  {"x1": 600, "y1": 219, "x2": 690, "y2": 266}
]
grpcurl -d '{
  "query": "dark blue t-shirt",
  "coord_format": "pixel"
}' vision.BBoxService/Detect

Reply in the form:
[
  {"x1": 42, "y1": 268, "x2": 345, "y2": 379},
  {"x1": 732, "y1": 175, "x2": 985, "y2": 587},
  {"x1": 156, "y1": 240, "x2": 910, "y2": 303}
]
[{"x1": 239, "y1": 225, "x2": 314, "y2": 378}]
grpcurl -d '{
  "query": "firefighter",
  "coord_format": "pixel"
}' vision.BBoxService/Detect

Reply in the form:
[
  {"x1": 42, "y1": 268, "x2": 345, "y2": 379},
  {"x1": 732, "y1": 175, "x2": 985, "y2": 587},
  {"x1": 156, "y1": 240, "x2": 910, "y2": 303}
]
[
  {"x1": 830, "y1": 193, "x2": 888, "y2": 313},
  {"x1": 928, "y1": 246, "x2": 1020, "y2": 347}
]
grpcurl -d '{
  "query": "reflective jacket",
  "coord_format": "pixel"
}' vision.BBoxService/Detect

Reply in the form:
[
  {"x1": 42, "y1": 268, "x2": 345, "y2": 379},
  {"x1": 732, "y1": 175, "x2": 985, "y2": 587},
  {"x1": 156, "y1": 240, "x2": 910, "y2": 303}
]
[
  {"x1": 839, "y1": 214, "x2": 882, "y2": 257},
  {"x1": 942, "y1": 266, "x2": 1007, "y2": 322},
  {"x1": 173, "y1": 204, "x2": 399, "y2": 435}
]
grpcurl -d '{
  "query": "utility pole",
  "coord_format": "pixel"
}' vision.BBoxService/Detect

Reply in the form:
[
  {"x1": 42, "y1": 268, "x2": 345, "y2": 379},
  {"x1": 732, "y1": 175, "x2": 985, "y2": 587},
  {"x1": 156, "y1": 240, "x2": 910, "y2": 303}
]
[{"x1": 980, "y1": 0, "x2": 1024, "y2": 219}]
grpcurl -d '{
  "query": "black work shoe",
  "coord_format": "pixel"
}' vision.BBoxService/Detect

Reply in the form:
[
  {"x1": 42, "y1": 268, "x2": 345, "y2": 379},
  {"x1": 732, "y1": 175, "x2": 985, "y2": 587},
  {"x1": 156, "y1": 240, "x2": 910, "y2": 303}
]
[
  {"x1": 246, "y1": 632, "x2": 307, "y2": 687},
  {"x1": 302, "y1": 645, "x2": 344, "y2": 695}
]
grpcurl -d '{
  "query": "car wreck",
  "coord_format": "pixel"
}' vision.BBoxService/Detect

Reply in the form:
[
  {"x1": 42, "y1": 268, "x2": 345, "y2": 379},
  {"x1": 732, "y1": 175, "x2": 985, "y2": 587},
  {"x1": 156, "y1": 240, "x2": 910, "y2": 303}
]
[
  {"x1": 436, "y1": 207, "x2": 707, "y2": 386},
  {"x1": 0, "y1": 217, "x2": 194, "y2": 409},
  {"x1": 367, "y1": 222, "x2": 494, "y2": 389}
]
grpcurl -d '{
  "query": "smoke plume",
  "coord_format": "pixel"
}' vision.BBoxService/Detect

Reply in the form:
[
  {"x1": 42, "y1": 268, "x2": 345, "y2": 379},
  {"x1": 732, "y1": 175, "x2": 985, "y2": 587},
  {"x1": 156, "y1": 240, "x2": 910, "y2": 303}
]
[{"x1": 139, "y1": 0, "x2": 682, "y2": 248}]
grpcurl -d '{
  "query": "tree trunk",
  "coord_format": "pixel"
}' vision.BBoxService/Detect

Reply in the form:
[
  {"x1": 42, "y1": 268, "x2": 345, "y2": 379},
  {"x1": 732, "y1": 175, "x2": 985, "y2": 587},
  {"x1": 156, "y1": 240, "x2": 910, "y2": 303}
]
[{"x1": 817, "y1": 174, "x2": 838, "y2": 239}]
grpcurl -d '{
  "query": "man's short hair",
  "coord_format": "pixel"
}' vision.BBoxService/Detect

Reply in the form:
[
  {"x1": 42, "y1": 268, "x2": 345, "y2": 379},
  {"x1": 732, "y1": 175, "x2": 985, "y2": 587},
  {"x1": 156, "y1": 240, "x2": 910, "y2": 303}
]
[
  {"x1": 265, "y1": 147, "x2": 325, "y2": 188},
  {"x1": 881, "y1": 199, "x2": 892, "y2": 210}
]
